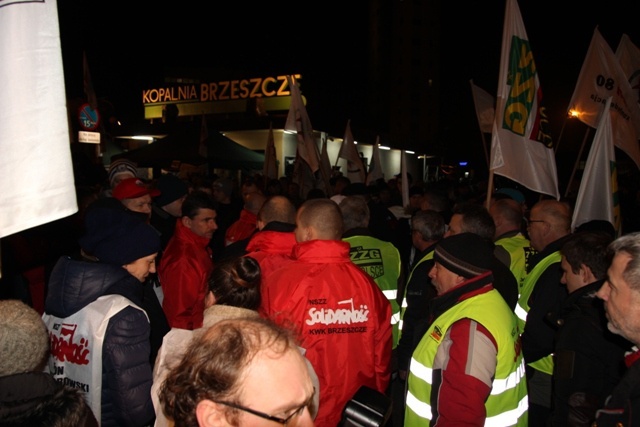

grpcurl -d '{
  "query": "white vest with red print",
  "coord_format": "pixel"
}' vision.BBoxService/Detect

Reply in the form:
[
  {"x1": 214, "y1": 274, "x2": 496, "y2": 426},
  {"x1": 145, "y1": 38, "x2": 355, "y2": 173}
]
[{"x1": 42, "y1": 295, "x2": 147, "y2": 422}]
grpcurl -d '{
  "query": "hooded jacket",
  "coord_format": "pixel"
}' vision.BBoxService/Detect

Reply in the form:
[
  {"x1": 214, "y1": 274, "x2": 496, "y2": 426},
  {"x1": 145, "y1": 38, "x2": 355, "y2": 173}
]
[{"x1": 44, "y1": 256, "x2": 154, "y2": 427}]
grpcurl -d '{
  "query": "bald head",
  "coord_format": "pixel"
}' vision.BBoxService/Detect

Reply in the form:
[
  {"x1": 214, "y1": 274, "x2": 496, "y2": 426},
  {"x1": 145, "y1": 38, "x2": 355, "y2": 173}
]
[
  {"x1": 490, "y1": 198, "x2": 524, "y2": 239},
  {"x1": 295, "y1": 198, "x2": 343, "y2": 242},
  {"x1": 257, "y1": 196, "x2": 296, "y2": 229},
  {"x1": 528, "y1": 199, "x2": 571, "y2": 251},
  {"x1": 245, "y1": 192, "x2": 267, "y2": 215}
]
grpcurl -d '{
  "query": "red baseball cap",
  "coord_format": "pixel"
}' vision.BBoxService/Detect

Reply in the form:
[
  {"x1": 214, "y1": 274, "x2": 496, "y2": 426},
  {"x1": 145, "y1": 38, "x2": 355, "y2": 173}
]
[{"x1": 112, "y1": 177, "x2": 160, "y2": 201}]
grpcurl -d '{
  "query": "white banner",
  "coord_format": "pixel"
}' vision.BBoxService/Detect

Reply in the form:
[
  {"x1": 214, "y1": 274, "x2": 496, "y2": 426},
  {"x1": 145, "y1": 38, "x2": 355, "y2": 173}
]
[{"x1": 0, "y1": 0, "x2": 77, "y2": 238}]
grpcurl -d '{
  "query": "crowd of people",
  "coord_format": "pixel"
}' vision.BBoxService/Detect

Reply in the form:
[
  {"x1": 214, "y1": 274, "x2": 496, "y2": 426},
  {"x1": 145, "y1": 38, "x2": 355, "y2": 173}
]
[{"x1": 3, "y1": 159, "x2": 640, "y2": 427}]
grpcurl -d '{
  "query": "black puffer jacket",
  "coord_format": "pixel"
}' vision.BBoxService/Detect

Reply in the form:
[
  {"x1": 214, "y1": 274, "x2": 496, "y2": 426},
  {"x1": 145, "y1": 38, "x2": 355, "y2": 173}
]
[
  {"x1": 550, "y1": 280, "x2": 630, "y2": 426},
  {"x1": 0, "y1": 372, "x2": 98, "y2": 427},
  {"x1": 594, "y1": 353, "x2": 640, "y2": 427},
  {"x1": 44, "y1": 256, "x2": 154, "y2": 427}
]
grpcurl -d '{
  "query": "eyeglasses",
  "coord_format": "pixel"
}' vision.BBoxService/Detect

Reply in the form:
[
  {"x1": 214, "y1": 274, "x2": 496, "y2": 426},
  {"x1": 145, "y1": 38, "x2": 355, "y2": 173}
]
[{"x1": 212, "y1": 391, "x2": 313, "y2": 425}]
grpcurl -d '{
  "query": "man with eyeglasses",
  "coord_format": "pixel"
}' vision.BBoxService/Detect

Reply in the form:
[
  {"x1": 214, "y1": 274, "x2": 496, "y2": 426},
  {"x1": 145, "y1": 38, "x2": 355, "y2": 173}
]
[
  {"x1": 159, "y1": 317, "x2": 315, "y2": 427},
  {"x1": 517, "y1": 199, "x2": 572, "y2": 425}
]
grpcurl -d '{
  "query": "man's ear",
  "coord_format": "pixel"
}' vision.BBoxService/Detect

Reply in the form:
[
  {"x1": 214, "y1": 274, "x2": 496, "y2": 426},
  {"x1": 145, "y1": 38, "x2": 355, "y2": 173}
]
[
  {"x1": 579, "y1": 263, "x2": 594, "y2": 283},
  {"x1": 196, "y1": 400, "x2": 229, "y2": 427},
  {"x1": 181, "y1": 216, "x2": 191, "y2": 228}
]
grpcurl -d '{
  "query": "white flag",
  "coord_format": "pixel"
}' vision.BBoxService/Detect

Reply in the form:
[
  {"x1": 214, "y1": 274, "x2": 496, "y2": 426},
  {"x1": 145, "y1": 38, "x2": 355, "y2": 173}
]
[
  {"x1": 568, "y1": 27, "x2": 640, "y2": 169},
  {"x1": 284, "y1": 75, "x2": 320, "y2": 173},
  {"x1": 616, "y1": 33, "x2": 640, "y2": 105},
  {"x1": 337, "y1": 119, "x2": 366, "y2": 183},
  {"x1": 470, "y1": 79, "x2": 495, "y2": 133},
  {"x1": 571, "y1": 97, "x2": 621, "y2": 236},
  {"x1": 0, "y1": 0, "x2": 77, "y2": 238},
  {"x1": 366, "y1": 136, "x2": 384, "y2": 185},
  {"x1": 263, "y1": 123, "x2": 278, "y2": 180},
  {"x1": 490, "y1": 0, "x2": 560, "y2": 200}
]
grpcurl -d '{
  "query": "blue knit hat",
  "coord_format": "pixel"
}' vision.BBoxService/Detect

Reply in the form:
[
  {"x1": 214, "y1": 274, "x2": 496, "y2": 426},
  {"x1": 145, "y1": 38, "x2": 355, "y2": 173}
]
[{"x1": 79, "y1": 204, "x2": 161, "y2": 265}]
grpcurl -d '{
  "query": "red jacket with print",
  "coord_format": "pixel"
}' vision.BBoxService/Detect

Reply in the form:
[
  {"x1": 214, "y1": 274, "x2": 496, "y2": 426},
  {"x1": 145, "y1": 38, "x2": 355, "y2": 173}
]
[{"x1": 261, "y1": 239, "x2": 392, "y2": 427}]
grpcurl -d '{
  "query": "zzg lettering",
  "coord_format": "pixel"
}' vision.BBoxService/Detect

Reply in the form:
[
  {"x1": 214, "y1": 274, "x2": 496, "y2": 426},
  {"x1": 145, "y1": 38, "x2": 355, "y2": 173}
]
[
  {"x1": 50, "y1": 323, "x2": 90, "y2": 365},
  {"x1": 350, "y1": 246, "x2": 385, "y2": 278}
]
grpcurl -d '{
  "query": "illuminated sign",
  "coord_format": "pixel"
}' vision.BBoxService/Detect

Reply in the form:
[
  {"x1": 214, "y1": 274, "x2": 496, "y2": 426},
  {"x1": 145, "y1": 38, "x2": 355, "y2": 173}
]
[
  {"x1": 141, "y1": 74, "x2": 303, "y2": 119},
  {"x1": 142, "y1": 74, "x2": 301, "y2": 105}
]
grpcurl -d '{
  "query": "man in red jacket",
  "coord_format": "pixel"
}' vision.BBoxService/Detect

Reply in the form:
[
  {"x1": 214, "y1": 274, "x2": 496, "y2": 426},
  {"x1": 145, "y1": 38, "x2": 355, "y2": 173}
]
[
  {"x1": 261, "y1": 198, "x2": 392, "y2": 427},
  {"x1": 245, "y1": 195, "x2": 297, "y2": 275},
  {"x1": 159, "y1": 191, "x2": 217, "y2": 330}
]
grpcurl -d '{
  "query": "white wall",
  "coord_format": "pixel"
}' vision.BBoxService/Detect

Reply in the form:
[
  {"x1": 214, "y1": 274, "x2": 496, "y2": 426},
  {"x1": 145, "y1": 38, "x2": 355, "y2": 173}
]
[{"x1": 223, "y1": 129, "x2": 422, "y2": 183}]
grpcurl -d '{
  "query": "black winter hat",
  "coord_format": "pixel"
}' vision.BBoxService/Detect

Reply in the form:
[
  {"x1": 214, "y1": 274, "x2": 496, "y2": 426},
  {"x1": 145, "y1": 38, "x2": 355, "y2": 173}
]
[
  {"x1": 79, "y1": 205, "x2": 161, "y2": 266},
  {"x1": 434, "y1": 232, "x2": 493, "y2": 278},
  {"x1": 154, "y1": 174, "x2": 188, "y2": 207}
]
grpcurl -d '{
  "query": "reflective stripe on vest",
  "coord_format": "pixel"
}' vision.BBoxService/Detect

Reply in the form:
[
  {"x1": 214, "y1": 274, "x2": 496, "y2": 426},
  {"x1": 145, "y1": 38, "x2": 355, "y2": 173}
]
[
  {"x1": 405, "y1": 289, "x2": 528, "y2": 426},
  {"x1": 343, "y1": 235, "x2": 402, "y2": 347},
  {"x1": 515, "y1": 251, "x2": 561, "y2": 375}
]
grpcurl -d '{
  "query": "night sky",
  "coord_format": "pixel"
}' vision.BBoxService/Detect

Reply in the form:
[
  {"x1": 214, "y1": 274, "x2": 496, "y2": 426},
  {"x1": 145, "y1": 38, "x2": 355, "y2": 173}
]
[{"x1": 57, "y1": 0, "x2": 640, "y2": 174}]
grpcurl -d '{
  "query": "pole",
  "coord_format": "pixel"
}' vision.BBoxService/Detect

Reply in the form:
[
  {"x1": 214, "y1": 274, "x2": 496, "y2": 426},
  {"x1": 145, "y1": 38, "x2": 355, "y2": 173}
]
[
  {"x1": 485, "y1": 169, "x2": 495, "y2": 209},
  {"x1": 480, "y1": 132, "x2": 490, "y2": 169},
  {"x1": 563, "y1": 127, "x2": 592, "y2": 199},
  {"x1": 554, "y1": 114, "x2": 570, "y2": 154}
]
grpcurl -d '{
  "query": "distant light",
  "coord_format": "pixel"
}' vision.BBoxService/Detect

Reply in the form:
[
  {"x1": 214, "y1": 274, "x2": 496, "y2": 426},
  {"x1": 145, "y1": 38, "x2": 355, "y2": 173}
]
[
  {"x1": 354, "y1": 141, "x2": 358, "y2": 145},
  {"x1": 132, "y1": 136, "x2": 154, "y2": 141},
  {"x1": 283, "y1": 129, "x2": 297, "y2": 134},
  {"x1": 459, "y1": 161, "x2": 468, "y2": 166},
  {"x1": 405, "y1": 150, "x2": 415, "y2": 154},
  {"x1": 379, "y1": 145, "x2": 391, "y2": 150},
  {"x1": 568, "y1": 109, "x2": 580, "y2": 118}
]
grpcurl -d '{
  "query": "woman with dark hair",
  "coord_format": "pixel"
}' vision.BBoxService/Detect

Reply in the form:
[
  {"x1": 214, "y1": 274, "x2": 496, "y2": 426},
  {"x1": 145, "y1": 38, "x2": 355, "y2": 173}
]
[{"x1": 151, "y1": 256, "x2": 262, "y2": 427}]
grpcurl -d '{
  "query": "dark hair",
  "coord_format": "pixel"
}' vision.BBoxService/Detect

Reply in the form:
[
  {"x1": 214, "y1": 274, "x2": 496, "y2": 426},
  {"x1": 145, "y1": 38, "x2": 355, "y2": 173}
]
[
  {"x1": 298, "y1": 198, "x2": 343, "y2": 239},
  {"x1": 181, "y1": 190, "x2": 216, "y2": 218},
  {"x1": 159, "y1": 317, "x2": 299, "y2": 426},
  {"x1": 208, "y1": 256, "x2": 261, "y2": 310},
  {"x1": 453, "y1": 202, "x2": 495, "y2": 242},
  {"x1": 421, "y1": 189, "x2": 451, "y2": 213},
  {"x1": 562, "y1": 231, "x2": 613, "y2": 279}
]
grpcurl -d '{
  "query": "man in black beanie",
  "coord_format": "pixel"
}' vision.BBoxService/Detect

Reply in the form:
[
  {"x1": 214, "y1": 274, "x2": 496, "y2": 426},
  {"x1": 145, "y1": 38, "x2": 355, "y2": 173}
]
[
  {"x1": 42, "y1": 205, "x2": 160, "y2": 427},
  {"x1": 404, "y1": 232, "x2": 528, "y2": 426}
]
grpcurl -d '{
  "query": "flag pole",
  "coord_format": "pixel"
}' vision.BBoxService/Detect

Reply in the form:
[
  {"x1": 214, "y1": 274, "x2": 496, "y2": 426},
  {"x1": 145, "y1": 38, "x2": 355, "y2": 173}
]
[
  {"x1": 564, "y1": 127, "x2": 592, "y2": 198},
  {"x1": 485, "y1": 169, "x2": 495, "y2": 209},
  {"x1": 553, "y1": 114, "x2": 569, "y2": 154},
  {"x1": 479, "y1": 131, "x2": 490, "y2": 169}
]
